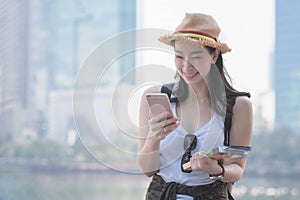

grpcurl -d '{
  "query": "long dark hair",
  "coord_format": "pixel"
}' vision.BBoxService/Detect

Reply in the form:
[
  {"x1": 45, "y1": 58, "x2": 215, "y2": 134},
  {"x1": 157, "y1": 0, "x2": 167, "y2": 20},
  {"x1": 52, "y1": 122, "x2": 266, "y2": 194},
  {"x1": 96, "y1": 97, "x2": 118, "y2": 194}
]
[{"x1": 171, "y1": 46, "x2": 250, "y2": 118}]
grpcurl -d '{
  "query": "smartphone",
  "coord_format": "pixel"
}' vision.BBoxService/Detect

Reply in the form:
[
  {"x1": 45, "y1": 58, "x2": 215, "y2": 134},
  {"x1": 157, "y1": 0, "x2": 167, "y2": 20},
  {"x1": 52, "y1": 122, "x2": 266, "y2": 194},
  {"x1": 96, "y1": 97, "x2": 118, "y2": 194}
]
[{"x1": 145, "y1": 93, "x2": 174, "y2": 117}]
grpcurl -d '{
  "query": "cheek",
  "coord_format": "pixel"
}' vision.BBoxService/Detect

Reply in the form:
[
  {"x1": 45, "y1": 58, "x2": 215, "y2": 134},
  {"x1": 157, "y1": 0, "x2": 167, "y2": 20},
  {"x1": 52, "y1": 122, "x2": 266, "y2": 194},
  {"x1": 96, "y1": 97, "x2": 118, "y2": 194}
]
[
  {"x1": 192, "y1": 60, "x2": 211, "y2": 75},
  {"x1": 174, "y1": 57, "x2": 183, "y2": 70}
]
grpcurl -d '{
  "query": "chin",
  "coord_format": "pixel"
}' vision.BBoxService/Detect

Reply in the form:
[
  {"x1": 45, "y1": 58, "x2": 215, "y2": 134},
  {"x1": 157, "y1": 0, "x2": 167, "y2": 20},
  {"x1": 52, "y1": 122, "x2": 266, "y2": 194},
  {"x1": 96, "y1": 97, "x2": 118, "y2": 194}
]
[{"x1": 183, "y1": 75, "x2": 203, "y2": 85}]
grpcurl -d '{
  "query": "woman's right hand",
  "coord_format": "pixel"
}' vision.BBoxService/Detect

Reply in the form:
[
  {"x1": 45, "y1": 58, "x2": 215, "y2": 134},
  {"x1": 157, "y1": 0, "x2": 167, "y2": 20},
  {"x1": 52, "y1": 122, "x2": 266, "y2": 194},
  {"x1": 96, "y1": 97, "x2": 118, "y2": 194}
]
[
  {"x1": 137, "y1": 87, "x2": 180, "y2": 176},
  {"x1": 147, "y1": 111, "x2": 180, "y2": 142}
]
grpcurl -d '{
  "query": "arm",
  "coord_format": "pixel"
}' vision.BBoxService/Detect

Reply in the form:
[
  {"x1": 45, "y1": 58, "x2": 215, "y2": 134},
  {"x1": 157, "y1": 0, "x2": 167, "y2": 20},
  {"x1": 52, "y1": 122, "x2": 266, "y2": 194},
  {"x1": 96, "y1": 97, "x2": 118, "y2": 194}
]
[
  {"x1": 190, "y1": 96, "x2": 253, "y2": 182},
  {"x1": 136, "y1": 86, "x2": 180, "y2": 177},
  {"x1": 219, "y1": 95, "x2": 253, "y2": 182}
]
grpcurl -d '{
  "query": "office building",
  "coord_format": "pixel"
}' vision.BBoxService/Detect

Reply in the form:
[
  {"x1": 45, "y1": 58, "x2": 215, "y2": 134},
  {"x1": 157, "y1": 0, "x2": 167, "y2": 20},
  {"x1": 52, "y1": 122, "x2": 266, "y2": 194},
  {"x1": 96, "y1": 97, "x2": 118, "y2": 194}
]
[
  {"x1": 0, "y1": 0, "x2": 31, "y2": 139},
  {"x1": 274, "y1": 0, "x2": 300, "y2": 131}
]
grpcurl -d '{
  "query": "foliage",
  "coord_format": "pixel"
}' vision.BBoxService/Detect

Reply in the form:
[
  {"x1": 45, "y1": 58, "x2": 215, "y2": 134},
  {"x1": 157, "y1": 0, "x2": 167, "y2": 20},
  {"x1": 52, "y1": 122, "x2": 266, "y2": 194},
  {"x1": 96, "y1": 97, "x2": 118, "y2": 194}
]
[
  {"x1": 247, "y1": 127, "x2": 300, "y2": 174},
  {"x1": 0, "y1": 127, "x2": 299, "y2": 174}
]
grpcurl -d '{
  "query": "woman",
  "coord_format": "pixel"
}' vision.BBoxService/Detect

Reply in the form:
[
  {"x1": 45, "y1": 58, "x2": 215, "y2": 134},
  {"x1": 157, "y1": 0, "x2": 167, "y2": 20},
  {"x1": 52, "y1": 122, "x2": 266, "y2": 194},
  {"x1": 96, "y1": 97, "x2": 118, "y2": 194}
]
[{"x1": 137, "y1": 13, "x2": 253, "y2": 200}]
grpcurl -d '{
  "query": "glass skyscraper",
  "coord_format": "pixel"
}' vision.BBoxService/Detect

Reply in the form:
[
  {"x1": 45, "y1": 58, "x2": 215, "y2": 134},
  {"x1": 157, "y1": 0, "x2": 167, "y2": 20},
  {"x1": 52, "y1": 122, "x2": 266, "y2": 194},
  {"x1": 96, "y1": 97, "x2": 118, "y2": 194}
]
[
  {"x1": 0, "y1": 0, "x2": 30, "y2": 139},
  {"x1": 274, "y1": 0, "x2": 300, "y2": 131},
  {"x1": 0, "y1": 0, "x2": 137, "y2": 140},
  {"x1": 32, "y1": 0, "x2": 136, "y2": 90}
]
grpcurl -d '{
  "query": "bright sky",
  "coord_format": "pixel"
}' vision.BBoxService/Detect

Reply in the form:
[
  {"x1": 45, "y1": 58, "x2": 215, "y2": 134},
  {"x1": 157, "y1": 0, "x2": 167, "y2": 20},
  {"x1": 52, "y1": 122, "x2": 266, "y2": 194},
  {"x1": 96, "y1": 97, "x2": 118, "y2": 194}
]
[{"x1": 137, "y1": 0, "x2": 275, "y2": 95}]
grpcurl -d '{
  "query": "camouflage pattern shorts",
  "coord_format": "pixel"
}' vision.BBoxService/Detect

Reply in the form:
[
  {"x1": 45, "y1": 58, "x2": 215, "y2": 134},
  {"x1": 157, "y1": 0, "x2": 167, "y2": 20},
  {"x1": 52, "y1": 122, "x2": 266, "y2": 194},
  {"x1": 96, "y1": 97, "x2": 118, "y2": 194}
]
[{"x1": 145, "y1": 174, "x2": 233, "y2": 200}]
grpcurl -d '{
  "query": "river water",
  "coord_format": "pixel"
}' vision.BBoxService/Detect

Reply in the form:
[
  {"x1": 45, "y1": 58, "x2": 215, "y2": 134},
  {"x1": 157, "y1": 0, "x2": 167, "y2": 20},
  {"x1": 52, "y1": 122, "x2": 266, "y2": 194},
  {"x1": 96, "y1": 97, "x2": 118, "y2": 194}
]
[{"x1": 0, "y1": 163, "x2": 299, "y2": 200}]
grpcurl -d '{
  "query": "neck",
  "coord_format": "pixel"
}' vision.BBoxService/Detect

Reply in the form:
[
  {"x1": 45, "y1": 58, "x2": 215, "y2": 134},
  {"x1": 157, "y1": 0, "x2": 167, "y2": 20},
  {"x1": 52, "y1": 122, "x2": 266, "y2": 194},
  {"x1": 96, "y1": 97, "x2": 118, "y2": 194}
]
[{"x1": 188, "y1": 83, "x2": 210, "y2": 104}]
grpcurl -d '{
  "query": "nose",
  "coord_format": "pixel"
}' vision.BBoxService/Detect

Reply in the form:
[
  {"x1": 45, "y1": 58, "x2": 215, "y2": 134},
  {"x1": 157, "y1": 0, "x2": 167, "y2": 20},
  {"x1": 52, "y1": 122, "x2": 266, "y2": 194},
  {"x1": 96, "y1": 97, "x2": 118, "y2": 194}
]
[{"x1": 182, "y1": 58, "x2": 193, "y2": 70}]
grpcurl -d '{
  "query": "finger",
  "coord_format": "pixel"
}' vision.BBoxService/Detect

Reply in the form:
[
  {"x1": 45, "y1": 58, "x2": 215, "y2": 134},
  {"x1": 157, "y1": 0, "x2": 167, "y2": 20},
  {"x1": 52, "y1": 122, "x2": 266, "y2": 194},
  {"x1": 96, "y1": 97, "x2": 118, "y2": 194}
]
[
  {"x1": 150, "y1": 120, "x2": 169, "y2": 132},
  {"x1": 147, "y1": 114, "x2": 167, "y2": 129},
  {"x1": 194, "y1": 152, "x2": 213, "y2": 166},
  {"x1": 191, "y1": 152, "x2": 206, "y2": 167},
  {"x1": 163, "y1": 120, "x2": 180, "y2": 132},
  {"x1": 149, "y1": 111, "x2": 169, "y2": 124},
  {"x1": 190, "y1": 156, "x2": 200, "y2": 171},
  {"x1": 149, "y1": 116, "x2": 179, "y2": 132},
  {"x1": 148, "y1": 116, "x2": 180, "y2": 139},
  {"x1": 165, "y1": 117, "x2": 180, "y2": 126},
  {"x1": 153, "y1": 111, "x2": 177, "y2": 123},
  {"x1": 165, "y1": 111, "x2": 175, "y2": 119},
  {"x1": 193, "y1": 152, "x2": 207, "y2": 159},
  {"x1": 156, "y1": 127, "x2": 171, "y2": 140},
  {"x1": 162, "y1": 118, "x2": 179, "y2": 133}
]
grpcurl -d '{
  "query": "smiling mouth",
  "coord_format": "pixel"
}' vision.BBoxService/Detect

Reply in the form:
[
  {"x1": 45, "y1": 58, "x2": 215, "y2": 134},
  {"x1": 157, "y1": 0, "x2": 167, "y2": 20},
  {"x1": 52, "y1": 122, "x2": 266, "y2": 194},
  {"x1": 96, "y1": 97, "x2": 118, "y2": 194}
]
[{"x1": 184, "y1": 72, "x2": 198, "y2": 78}]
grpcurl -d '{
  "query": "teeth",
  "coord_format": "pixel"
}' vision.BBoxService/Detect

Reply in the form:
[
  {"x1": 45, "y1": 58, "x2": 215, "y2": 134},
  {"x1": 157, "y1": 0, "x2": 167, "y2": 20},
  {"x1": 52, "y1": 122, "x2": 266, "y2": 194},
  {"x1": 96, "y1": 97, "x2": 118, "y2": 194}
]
[{"x1": 185, "y1": 73, "x2": 196, "y2": 76}]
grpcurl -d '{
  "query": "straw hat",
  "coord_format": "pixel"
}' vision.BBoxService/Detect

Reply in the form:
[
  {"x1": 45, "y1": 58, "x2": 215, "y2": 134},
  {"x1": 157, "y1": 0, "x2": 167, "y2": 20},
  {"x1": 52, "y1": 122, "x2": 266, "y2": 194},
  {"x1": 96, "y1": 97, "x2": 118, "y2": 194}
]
[{"x1": 158, "y1": 13, "x2": 231, "y2": 54}]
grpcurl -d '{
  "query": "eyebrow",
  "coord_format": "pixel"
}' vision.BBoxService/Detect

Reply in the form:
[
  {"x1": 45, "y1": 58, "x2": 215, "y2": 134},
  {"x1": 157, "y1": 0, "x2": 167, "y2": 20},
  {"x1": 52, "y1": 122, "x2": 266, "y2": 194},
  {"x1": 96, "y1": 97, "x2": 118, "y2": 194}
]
[{"x1": 174, "y1": 50, "x2": 203, "y2": 55}]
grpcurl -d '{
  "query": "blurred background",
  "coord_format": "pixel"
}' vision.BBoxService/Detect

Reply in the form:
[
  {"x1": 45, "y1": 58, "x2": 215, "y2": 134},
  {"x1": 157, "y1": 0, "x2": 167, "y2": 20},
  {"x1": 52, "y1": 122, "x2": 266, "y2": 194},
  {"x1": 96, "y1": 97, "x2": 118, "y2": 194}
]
[{"x1": 1, "y1": 0, "x2": 300, "y2": 199}]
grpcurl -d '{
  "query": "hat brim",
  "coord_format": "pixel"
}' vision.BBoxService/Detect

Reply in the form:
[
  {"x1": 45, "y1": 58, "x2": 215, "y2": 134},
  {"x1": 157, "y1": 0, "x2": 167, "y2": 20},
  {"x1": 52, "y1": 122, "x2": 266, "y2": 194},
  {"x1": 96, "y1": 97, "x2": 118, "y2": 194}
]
[{"x1": 158, "y1": 34, "x2": 231, "y2": 54}]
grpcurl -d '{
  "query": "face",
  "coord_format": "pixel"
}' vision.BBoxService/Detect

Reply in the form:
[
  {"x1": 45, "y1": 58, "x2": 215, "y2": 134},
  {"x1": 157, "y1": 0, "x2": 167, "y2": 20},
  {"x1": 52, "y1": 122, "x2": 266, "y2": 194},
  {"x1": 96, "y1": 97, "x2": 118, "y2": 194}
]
[{"x1": 174, "y1": 40, "x2": 218, "y2": 85}]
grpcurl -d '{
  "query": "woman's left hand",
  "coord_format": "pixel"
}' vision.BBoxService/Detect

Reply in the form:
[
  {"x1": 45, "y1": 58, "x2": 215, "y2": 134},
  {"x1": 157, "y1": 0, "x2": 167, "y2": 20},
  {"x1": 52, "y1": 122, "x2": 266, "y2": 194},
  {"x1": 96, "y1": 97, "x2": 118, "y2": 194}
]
[{"x1": 190, "y1": 152, "x2": 222, "y2": 175}]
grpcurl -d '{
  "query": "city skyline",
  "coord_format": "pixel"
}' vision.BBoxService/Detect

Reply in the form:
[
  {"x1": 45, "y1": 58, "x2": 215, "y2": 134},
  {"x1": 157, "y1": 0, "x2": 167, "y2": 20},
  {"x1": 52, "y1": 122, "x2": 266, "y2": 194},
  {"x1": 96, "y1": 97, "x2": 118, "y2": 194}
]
[{"x1": 2, "y1": 0, "x2": 298, "y2": 142}]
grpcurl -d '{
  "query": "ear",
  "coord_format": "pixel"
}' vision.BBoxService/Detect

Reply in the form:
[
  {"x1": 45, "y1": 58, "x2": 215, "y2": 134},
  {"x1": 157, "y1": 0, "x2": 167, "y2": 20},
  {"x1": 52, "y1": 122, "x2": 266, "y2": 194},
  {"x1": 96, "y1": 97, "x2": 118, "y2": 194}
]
[{"x1": 211, "y1": 49, "x2": 220, "y2": 64}]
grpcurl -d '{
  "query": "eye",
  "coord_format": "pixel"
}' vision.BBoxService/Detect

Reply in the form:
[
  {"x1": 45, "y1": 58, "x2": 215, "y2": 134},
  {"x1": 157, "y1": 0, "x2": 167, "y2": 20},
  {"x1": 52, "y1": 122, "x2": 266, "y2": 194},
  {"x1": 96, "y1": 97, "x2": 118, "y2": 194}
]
[
  {"x1": 175, "y1": 55, "x2": 183, "y2": 59},
  {"x1": 191, "y1": 55, "x2": 202, "y2": 59}
]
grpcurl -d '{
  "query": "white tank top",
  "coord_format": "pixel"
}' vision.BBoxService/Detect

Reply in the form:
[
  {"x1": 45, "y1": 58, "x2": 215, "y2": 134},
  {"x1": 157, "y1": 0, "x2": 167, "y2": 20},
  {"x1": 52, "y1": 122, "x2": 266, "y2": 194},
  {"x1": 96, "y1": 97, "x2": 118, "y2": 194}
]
[{"x1": 158, "y1": 101, "x2": 225, "y2": 192}]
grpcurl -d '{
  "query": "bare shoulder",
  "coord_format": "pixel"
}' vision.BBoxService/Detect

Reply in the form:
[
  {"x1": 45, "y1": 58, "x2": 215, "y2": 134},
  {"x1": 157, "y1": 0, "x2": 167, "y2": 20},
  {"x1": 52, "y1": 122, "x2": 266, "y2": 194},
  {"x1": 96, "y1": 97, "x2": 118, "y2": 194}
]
[
  {"x1": 230, "y1": 95, "x2": 253, "y2": 146},
  {"x1": 232, "y1": 95, "x2": 253, "y2": 125},
  {"x1": 233, "y1": 95, "x2": 252, "y2": 114}
]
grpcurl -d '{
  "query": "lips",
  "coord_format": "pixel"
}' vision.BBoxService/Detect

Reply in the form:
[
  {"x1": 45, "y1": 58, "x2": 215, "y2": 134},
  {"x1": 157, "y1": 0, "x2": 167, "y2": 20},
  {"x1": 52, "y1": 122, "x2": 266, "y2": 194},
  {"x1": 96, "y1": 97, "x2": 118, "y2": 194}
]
[{"x1": 183, "y1": 72, "x2": 198, "y2": 78}]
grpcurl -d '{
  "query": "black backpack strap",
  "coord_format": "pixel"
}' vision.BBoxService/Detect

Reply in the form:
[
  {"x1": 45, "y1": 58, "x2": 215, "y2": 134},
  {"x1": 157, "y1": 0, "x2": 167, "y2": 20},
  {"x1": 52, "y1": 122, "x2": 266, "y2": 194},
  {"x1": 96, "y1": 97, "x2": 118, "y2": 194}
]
[
  {"x1": 224, "y1": 93, "x2": 250, "y2": 146},
  {"x1": 161, "y1": 83, "x2": 178, "y2": 103},
  {"x1": 161, "y1": 84, "x2": 173, "y2": 98},
  {"x1": 224, "y1": 95, "x2": 237, "y2": 146}
]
